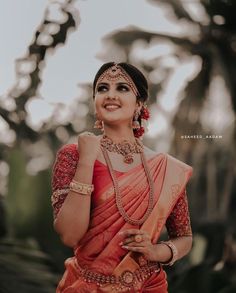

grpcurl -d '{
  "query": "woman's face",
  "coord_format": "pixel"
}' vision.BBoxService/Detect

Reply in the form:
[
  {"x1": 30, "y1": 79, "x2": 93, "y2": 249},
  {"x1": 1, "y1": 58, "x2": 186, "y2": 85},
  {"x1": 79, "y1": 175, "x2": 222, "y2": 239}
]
[{"x1": 94, "y1": 75, "x2": 140, "y2": 127}]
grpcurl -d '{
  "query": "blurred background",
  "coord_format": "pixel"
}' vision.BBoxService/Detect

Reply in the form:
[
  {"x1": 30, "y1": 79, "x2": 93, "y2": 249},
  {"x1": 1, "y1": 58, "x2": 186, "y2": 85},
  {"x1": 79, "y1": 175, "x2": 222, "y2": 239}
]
[{"x1": 0, "y1": 0, "x2": 236, "y2": 292}]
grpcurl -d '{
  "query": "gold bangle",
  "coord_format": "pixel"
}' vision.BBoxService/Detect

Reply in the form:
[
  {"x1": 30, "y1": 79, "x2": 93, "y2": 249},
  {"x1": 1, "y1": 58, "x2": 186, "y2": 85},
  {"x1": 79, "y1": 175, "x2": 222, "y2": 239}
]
[
  {"x1": 69, "y1": 180, "x2": 94, "y2": 195},
  {"x1": 159, "y1": 240, "x2": 178, "y2": 266}
]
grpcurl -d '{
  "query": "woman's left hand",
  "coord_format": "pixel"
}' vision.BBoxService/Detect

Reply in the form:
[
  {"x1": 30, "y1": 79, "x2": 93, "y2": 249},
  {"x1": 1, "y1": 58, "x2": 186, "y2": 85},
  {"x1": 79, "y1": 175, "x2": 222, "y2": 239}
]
[{"x1": 119, "y1": 229, "x2": 157, "y2": 262}]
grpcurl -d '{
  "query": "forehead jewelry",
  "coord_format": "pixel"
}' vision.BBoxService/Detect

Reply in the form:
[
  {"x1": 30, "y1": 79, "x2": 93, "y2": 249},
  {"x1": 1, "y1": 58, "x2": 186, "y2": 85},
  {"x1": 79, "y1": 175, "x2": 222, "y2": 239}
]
[{"x1": 96, "y1": 64, "x2": 138, "y2": 97}]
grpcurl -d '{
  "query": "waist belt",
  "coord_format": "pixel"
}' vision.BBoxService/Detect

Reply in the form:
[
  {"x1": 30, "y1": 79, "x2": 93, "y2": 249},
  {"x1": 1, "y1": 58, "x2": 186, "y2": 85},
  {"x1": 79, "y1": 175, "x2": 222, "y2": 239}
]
[{"x1": 76, "y1": 260, "x2": 161, "y2": 291}]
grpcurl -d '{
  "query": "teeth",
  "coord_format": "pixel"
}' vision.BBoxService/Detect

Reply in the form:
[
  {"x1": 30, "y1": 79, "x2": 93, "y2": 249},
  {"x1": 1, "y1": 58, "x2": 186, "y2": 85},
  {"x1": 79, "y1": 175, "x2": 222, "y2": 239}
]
[{"x1": 105, "y1": 105, "x2": 120, "y2": 109}]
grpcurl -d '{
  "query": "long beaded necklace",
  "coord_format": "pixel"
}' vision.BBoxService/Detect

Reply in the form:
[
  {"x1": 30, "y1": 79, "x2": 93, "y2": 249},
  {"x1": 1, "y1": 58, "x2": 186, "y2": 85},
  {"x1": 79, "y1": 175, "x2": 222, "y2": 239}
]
[
  {"x1": 101, "y1": 146, "x2": 155, "y2": 226},
  {"x1": 100, "y1": 135, "x2": 143, "y2": 164}
]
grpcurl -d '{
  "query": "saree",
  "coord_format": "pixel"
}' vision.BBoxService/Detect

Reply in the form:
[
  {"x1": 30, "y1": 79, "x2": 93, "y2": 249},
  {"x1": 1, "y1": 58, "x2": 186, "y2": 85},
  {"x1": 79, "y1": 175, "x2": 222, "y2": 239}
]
[{"x1": 52, "y1": 144, "x2": 192, "y2": 293}]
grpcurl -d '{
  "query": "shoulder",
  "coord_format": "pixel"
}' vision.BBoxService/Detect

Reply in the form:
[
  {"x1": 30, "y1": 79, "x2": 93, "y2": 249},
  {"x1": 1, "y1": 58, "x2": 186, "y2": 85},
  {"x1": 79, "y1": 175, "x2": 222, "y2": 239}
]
[
  {"x1": 143, "y1": 146, "x2": 159, "y2": 159},
  {"x1": 166, "y1": 153, "x2": 193, "y2": 174},
  {"x1": 143, "y1": 145, "x2": 192, "y2": 173},
  {"x1": 56, "y1": 143, "x2": 79, "y2": 161}
]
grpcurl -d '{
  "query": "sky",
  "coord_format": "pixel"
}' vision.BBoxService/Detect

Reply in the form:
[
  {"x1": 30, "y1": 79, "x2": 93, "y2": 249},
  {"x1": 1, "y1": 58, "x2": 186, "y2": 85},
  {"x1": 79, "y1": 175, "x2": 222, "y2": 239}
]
[
  {"x1": 0, "y1": 0, "x2": 189, "y2": 97},
  {"x1": 1, "y1": 0, "x2": 230, "y2": 150}
]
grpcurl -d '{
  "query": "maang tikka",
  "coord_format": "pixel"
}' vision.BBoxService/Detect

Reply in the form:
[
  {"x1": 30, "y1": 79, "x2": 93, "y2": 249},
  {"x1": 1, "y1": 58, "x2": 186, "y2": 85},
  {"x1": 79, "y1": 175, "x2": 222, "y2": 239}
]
[{"x1": 96, "y1": 64, "x2": 138, "y2": 97}]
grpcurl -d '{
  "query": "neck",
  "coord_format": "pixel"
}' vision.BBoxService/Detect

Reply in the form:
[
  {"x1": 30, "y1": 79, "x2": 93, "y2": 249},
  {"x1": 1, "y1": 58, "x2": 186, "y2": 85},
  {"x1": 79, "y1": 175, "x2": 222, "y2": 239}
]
[{"x1": 103, "y1": 124, "x2": 136, "y2": 143}]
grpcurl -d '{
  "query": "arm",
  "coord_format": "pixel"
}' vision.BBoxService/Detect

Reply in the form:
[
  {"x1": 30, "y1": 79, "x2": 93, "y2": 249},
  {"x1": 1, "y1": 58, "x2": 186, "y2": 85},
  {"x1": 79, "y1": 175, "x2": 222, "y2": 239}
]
[
  {"x1": 152, "y1": 236, "x2": 192, "y2": 264},
  {"x1": 121, "y1": 189, "x2": 192, "y2": 264},
  {"x1": 51, "y1": 134, "x2": 100, "y2": 248},
  {"x1": 53, "y1": 155, "x2": 94, "y2": 248},
  {"x1": 154, "y1": 189, "x2": 193, "y2": 264}
]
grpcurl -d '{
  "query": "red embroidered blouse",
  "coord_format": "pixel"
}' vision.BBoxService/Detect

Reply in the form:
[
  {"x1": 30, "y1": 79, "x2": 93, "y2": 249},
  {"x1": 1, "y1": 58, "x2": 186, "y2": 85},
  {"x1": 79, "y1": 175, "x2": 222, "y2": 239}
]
[{"x1": 51, "y1": 144, "x2": 192, "y2": 238}]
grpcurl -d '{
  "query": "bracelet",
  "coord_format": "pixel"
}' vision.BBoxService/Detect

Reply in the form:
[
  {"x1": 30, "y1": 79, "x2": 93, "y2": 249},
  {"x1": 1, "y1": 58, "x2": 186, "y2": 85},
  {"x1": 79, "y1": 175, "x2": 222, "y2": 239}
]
[
  {"x1": 159, "y1": 240, "x2": 178, "y2": 266},
  {"x1": 69, "y1": 180, "x2": 94, "y2": 195}
]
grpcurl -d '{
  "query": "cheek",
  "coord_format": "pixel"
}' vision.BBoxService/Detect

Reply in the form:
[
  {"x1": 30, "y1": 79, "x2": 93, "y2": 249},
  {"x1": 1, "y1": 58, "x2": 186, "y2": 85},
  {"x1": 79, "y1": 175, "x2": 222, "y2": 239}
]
[
  {"x1": 123, "y1": 99, "x2": 136, "y2": 114},
  {"x1": 94, "y1": 96, "x2": 103, "y2": 112},
  {"x1": 127, "y1": 107, "x2": 136, "y2": 118}
]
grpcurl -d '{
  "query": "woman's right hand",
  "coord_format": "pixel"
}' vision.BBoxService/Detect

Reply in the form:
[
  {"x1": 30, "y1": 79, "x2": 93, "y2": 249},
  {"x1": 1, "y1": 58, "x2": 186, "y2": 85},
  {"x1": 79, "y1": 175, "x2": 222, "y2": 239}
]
[{"x1": 77, "y1": 132, "x2": 101, "y2": 165}]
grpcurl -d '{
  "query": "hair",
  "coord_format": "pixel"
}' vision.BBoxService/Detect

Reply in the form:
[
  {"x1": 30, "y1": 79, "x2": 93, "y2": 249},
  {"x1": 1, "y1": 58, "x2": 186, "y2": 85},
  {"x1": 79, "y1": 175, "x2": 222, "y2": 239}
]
[{"x1": 92, "y1": 62, "x2": 148, "y2": 102}]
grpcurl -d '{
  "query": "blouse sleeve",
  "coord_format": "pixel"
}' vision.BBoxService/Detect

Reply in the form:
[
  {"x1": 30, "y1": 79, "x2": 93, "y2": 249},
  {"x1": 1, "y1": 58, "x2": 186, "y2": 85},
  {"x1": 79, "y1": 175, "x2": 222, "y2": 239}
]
[
  {"x1": 166, "y1": 189, "x2": 192, "y2": 238},
  {"x1": 51, "y1": 144, "x2": 79, "y2": 219}
]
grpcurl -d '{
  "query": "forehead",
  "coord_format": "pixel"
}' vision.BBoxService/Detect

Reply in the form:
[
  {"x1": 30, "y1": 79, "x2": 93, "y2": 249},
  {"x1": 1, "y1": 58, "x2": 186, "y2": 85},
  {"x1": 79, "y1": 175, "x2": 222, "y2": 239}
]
[{"x1": 96, "y1": 76, "x2": 129, "y2": 85}]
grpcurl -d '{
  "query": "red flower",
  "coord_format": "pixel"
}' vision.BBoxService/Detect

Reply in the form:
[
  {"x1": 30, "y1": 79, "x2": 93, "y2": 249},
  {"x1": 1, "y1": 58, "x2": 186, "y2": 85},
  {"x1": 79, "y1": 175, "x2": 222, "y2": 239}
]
[
  {"x1": 140, "y1": 106, "x2": 150, "y2": 120},
  {"x1": 133, "y1": 106, "x2": 150, "y2": 138},
  {"x1": 134, "y1": 126, "x2": 145, "y2": 138}
]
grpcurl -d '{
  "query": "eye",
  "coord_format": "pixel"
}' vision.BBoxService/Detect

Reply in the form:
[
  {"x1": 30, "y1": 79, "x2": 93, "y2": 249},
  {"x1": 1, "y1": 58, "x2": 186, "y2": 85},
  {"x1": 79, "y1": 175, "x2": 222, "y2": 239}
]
[
  {"x1": 97, "y1": 85, "x2": 108, "y2": 92},
  {"x1": 117, "y1": 84, "x2": 130, "y2": 92}
]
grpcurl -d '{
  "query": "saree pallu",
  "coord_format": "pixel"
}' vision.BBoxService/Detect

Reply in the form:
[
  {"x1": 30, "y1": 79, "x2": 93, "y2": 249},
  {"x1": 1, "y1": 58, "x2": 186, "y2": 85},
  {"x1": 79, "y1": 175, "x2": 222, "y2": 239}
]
[{"x1": 54, "y1": 149, "x2": 192, "y2": 293}]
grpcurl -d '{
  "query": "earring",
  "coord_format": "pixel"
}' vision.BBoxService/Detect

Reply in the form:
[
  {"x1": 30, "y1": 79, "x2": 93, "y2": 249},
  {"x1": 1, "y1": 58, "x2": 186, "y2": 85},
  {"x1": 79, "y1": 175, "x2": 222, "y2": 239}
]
[
  {"x1": 94, "y1": 119, "x2": 104, "y2": 130},
  {"x1": 132, "y1": 110, "x2": 141, "y2": 129}
]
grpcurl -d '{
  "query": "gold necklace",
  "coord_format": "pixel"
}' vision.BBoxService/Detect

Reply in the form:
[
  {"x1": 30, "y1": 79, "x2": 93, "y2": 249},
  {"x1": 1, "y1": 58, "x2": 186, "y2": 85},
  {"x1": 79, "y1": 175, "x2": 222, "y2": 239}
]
[
  {"x1": 101, "y1": 147, "x2": 154, "y2": 226},
  {"x1": 100, "y1": 135, "x2": 143, "y2": 164}
]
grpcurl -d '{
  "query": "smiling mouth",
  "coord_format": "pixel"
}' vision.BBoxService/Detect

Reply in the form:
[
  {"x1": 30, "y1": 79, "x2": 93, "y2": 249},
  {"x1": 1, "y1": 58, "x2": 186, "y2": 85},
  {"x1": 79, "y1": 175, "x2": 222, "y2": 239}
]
[{"x1": 104, "y1": 104, "x2": 121, "y2": 110}]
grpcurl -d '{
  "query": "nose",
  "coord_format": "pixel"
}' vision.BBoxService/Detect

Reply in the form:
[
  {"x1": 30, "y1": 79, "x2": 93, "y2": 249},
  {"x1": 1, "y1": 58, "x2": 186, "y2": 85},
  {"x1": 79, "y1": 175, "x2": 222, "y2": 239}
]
[{"x1": 107, "y1": 88, "x2": 118, "y2": 100}]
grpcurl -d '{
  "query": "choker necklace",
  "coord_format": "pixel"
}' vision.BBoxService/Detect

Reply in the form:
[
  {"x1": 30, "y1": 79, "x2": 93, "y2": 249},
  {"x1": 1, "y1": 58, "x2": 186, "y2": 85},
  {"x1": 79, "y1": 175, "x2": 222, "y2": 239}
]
[
  {"x1": 101, "y1": 147, "x2": 154, "y2": 226},
  {"x1": 100, "y1": 135, "x2": 143, "y2": 164}
]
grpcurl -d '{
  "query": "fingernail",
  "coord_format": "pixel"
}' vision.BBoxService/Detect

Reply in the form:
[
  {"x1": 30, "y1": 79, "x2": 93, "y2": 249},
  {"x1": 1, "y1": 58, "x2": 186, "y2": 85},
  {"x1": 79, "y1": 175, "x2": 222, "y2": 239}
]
[
  {"x1": 119, "y1": 242, "x2": 123, "y2": 246},
  {"x1": 118, "y1": 231, "x2": 123, "y2": 235},
  {"x1": 122, "y1": 246, "x2": 128, "y2": 249}
]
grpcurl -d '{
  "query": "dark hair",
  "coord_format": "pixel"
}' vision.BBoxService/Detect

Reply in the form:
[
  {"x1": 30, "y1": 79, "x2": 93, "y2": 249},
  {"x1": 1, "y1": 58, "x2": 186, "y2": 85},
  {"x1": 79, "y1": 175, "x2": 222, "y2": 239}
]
[{"x1": 92, "y1": 62, "x2": 148, "y2": 102}]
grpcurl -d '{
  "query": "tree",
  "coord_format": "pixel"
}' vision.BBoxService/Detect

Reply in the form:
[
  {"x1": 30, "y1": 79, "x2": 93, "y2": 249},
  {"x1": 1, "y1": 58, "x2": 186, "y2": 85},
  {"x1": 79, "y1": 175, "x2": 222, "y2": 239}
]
[{"x1": 0, "y1": 1, "x2": 81, "y2": 291}]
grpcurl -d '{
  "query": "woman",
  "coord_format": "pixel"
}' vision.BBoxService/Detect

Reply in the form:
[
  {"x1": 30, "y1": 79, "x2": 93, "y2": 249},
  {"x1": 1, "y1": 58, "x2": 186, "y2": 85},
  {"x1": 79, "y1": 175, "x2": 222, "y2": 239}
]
[{"x1": 51, "y1": 62, "x2": 193, "y2": 292}]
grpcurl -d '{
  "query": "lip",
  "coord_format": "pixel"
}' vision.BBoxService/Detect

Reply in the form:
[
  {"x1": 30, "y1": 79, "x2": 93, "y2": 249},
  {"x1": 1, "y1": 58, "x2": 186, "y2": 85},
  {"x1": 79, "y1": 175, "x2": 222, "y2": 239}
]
[{"x1": 103, "y1": 103, "x2": 121, "y2": 110}]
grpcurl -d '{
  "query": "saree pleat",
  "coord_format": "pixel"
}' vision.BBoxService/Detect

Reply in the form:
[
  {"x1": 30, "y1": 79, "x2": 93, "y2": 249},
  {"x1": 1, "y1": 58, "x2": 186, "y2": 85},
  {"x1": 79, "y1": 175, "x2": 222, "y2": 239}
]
[
  {"x1": 56, "y1": 152, "x2": 192, "y2": 293},
  {"x1": 76, "y1": 156, "x2": 167, "y2": 273}
]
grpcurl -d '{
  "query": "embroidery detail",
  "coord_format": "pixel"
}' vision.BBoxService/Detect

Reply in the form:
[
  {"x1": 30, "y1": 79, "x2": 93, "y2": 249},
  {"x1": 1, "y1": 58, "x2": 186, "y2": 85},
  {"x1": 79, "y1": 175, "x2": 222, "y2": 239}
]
[
  {"x1": 171, "y1": 184, "x2": 181, "y2": 198},
  {"x1": 51, "y1": 188, "x2": 69, "y2": 204},
  {"x1": 105, "y1": 186, "x2": 115, "y2": 198},
  {"x1": 120, "y1": 270, "x2": 135, "y2": 287},
  {"x1": 51, "y1": 188, "x2": 70, "y2": 217},
  {"x1": 51, "y1": 144, "x2": 78, "y2": 218},
  {"x1": 166, "y1": 190, "x2": 192, "y2": 237}
]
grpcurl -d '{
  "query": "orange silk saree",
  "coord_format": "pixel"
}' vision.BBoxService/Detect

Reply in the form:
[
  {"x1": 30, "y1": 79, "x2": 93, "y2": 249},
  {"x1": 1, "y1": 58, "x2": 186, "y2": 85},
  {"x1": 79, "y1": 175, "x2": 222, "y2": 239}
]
[{"x1": 53, "y1": 146, "x2": 192, "y2": 293}]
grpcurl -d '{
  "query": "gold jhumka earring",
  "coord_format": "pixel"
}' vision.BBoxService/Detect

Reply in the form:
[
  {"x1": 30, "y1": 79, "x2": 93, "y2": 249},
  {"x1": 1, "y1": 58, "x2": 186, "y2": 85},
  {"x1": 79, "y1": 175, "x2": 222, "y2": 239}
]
[{"x1": 132, "y1": 110, "x2": 141, "y2": 130}]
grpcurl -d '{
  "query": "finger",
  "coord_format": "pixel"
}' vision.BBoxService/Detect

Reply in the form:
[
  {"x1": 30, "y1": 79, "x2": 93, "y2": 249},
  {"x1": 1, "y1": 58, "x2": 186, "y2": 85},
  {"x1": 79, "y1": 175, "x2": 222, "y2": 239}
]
[
  {"x1": 119, "y1": 229, "x2": 144, "y2": 237},
  {"x1": 121, "y1": 236, "x2": 149, "y2": 245},
  {"x1": 141, "y1": 234, "x2": 151, "y2": 242},
  {"x1": 120, "y1": 237, "x2": 133, "y2": 245},
  {"x1": 120, "y1": 230, "x2": 151, "y2": 241},
  {"x1": 121, "y1": 234, "x2": 152, "y2": 246},
  {"x1": 121, "y1": 235, "x2": 143, "y2": 245},
  {"x1": 123, "y1": 241, "x2": 146, "y2": 248},
  {"x1": 121, "y1": 238, "x2": 146, "y2": 246},
  {"x1": 122, "y1": 245, "x2": 145, "y2": 253}
]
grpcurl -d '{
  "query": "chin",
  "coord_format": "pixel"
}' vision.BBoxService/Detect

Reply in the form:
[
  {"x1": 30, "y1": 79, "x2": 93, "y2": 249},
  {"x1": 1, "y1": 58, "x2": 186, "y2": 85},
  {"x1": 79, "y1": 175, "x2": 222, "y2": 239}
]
[
  {"x1": 102, "y1": 113, "x2": 122, "y2": 121},
  {"x1": 103, "y1": 119, "x2": 121, "y2": 125}
]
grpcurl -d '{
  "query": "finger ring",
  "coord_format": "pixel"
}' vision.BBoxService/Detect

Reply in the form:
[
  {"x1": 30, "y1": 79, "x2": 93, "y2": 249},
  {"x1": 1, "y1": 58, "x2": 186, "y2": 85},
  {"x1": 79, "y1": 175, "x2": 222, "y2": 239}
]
[{"x1": 134, "y1": 235, "x2": 143, "y2": 243}]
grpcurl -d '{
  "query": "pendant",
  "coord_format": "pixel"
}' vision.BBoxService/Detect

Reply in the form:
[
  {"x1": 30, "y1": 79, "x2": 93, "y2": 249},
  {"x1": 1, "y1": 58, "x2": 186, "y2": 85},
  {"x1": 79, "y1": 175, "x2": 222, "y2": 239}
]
[{"x1": 124, "y1": 154, "x2": 133, "y2": 164}]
